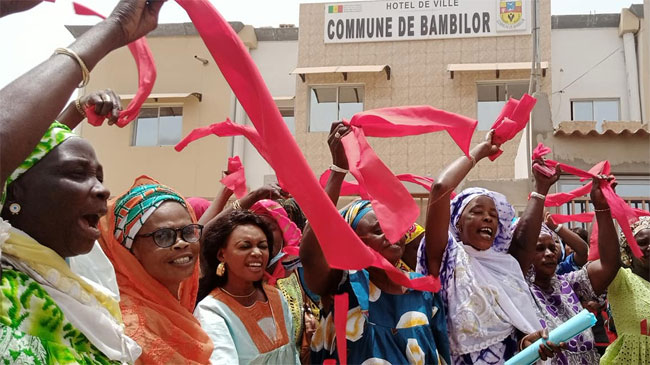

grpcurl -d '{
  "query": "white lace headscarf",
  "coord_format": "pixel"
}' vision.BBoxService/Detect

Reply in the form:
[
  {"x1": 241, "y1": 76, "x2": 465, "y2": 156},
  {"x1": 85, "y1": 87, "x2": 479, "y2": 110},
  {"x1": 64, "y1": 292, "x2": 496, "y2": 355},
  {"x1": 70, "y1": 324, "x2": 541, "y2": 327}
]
[{"x1": 441, "y1": 188, "x2": 542, "y2": 355}]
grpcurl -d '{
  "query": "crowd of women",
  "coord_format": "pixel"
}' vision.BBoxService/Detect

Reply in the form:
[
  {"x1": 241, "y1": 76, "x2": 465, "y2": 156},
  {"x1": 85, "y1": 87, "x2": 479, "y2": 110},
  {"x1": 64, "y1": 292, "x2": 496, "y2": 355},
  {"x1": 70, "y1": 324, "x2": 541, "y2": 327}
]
[{"x1": 1, "y1": 1, "x2": 648, "y2": 364}]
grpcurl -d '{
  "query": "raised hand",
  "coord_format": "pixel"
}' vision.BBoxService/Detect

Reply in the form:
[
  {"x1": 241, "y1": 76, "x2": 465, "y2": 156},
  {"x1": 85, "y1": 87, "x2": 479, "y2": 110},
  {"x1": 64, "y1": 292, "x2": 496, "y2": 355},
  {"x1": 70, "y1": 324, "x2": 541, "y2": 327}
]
[
  {"x1": 544, "y1": 211, "x2": 557, "y2": 230},
  {"x1": 107, "y1": 0, "x2": 165, "y2": 47},
  {"x1": 328, "y1": 121, "x2": 351, "y2": 170},
  {"x1": 590, "y1": 175, "x2": 613, "y2": 210},
  {"x1": 532, "y1": 159, "x2": 561, "y2": 195},
  {"x1": 80, "y1": 89, "x2": 123, "y2": 125},
  {"x1": 470, "y1": 129, "x2": 500, "y2": 161}
]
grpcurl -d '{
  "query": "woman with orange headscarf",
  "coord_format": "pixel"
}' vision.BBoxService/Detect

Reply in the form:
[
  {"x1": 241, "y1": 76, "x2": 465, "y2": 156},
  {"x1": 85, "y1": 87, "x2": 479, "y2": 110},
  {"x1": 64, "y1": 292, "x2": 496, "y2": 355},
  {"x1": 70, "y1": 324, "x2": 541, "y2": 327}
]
[{"x1": 98, "y1": 175, "x2": 213, "y2": 364}]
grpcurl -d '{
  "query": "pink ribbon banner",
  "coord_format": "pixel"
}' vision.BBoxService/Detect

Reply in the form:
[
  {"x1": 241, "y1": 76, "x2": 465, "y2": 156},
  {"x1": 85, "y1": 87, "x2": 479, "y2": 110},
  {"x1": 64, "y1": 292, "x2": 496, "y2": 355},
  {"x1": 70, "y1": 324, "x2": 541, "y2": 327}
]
[
  {"x1": 173, "y1": 0, "x2": 439, "y2": 295},
  {"x1": 533, "y1": 143, "x2": 644, "y2": 259},
  {"x1": 221, "y1": 156, "x2": 247, "y2": 199},
  {"x1": 73, "y1": 2, "x2": 156, "y2": 127}
]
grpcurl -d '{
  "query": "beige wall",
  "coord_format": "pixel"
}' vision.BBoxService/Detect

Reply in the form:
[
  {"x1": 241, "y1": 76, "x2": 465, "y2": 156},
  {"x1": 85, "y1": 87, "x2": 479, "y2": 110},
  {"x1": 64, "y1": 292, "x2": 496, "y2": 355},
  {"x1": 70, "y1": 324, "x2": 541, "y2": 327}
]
[
  {"x1": 295, "y1": 1, "x2": 551, "y2": 184},
  {"x1": 80, "y1": 36, "x2": 232, "y2": 198}
]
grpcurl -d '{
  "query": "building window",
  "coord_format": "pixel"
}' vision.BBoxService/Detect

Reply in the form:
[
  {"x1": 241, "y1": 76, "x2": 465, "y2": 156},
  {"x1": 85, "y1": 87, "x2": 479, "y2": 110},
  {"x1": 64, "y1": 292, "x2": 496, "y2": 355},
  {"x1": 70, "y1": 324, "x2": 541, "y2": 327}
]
[
  {"x1": 132, "y1": 106, "x2": 183, "y2": 146},
  {"x1": 309, "y1": 85, "x2": 364, "y2": 132},
  {"x1": 571, "y1": 99, "x2": 619, "y2": 130},
  {"x1": 477, "y1": 81, "x2": 529, "y2": 130},
  {"x1": 280, "y1": 108, "x2": 296, "y2": 135}
]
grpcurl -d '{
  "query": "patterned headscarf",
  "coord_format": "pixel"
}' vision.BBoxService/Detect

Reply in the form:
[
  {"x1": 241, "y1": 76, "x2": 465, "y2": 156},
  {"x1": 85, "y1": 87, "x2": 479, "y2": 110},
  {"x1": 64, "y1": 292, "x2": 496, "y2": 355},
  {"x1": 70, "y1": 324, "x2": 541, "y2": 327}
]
[
  {"x1": 449, "y1": 187, "x2": 516, "y2": 253},
  {"x1": 2, "y1": 121, "x2": 76, "y2": 205},
  {"x1": 340, "y1": 200, "x2": 373, "y2": 230},
  {"x1": 620, "y1": 216, "x2": 650, "y2": 266},
  {"x1": 405, "y1": 223, "x2": 425, "y2": 245},
  {"x1": 98, "y1": 176, "x2": 212, "y2": 363},
  {"x1": 113, "y1": 181, "x2": 187, "y2": 249}
]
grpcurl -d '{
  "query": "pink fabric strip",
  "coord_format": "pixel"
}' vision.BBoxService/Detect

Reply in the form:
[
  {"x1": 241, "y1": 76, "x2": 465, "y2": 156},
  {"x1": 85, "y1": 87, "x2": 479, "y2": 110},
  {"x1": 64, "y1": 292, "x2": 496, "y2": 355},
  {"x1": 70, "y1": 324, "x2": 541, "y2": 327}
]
[
  {"x1": 333, "y1": 293, "x2": 349, "y2": 365},
  {"x1": 348, "y1": 106, "x2": 478, "y2": 157},
  {"x1": 318, "y1": 169, "x2": 364, "y2": 197},
  {"x1": 319, "y1": 170, "x2": 435, "y2": 195},
  {"x1": 175, "y1": 119, "x2": 270, "y2": 160},
  {"x1": 73, "y1": 2, "x2": 156, "y2": 127},
  {"x1": 488, "y1": 94, "x2": 537, "y2": 160},
  {"x1": 174, "y1": 0, "x2": 439, "y2": 294},
  {"x1": 532, "y1": 143, "x2": 644, "y2": 258},
  {"x1": 221, "y1": 156, "x2": 247, "y2": 199},
  {"x1": 341, "y1": 127, "x2": 420, "y2": 243}
]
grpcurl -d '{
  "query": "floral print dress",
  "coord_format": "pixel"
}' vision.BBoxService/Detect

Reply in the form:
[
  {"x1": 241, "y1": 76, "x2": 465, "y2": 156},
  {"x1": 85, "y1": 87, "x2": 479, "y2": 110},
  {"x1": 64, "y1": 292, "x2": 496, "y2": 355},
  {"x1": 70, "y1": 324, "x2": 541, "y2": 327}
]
[{"x1": 310, "y1": 270, "x2": 451, "y2": 365}]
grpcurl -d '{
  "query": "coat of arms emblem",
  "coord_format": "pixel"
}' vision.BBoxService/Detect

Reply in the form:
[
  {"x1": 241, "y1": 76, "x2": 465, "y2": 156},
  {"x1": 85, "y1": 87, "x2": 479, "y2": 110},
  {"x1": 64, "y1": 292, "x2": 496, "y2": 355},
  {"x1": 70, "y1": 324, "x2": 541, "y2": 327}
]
[{"x1": 500, "y1": 1, "x2": 523, "y2": 25}]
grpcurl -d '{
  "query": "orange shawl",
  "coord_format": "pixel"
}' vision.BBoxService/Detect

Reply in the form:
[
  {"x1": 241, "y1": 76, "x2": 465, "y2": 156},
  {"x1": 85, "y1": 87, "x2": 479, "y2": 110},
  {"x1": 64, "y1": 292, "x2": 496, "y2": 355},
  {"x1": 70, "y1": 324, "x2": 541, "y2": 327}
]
[{"x1": 98, "y1": 176, "x2": 212, "y2": 364}]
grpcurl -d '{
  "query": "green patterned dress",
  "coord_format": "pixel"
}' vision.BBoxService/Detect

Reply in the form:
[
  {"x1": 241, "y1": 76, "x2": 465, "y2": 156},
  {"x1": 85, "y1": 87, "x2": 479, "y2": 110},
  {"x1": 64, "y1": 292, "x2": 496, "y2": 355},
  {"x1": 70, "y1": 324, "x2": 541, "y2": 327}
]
[{"x1": 0, "y1": 268, "x2": 119, "y2": 364}]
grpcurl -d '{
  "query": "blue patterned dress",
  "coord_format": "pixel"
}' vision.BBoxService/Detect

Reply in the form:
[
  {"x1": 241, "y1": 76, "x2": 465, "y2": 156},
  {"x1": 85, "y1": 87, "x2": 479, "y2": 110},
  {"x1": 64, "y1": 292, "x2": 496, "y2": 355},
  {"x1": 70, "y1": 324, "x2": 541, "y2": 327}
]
[{"x1": 310, "y1": 270, "x2": 451, "y2": 365}]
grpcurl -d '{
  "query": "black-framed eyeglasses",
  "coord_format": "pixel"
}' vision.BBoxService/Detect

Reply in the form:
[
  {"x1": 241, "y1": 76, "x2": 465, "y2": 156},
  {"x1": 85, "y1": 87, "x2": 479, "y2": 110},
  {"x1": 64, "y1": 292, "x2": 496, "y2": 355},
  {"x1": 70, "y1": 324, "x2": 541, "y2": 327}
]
[{"x1": 137, "y1": 224, "x2": 203, "y2": 248}]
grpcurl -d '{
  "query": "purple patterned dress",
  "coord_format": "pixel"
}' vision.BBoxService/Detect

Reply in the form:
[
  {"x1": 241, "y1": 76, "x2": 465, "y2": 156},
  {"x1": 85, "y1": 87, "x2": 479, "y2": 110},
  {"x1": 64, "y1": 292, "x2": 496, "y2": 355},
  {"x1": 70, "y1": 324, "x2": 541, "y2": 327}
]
[{"x1": 528, "y1": 267, "x2": 602, "y2": 364}]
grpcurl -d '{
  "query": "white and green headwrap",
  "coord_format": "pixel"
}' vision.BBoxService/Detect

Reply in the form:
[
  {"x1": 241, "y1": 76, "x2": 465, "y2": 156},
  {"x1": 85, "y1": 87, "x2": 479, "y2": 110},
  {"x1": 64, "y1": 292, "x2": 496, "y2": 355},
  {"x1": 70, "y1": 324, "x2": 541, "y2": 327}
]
[{"x1": 1, "y1": 121, "x2": 77, "y2": 205}]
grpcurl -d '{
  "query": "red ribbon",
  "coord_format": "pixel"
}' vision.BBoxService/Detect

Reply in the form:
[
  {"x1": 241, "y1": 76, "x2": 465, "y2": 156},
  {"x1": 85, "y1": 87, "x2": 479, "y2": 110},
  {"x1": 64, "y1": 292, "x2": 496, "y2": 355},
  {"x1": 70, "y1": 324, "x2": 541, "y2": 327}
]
[
  {"x1": 73, "y1": 2, "x2": 156, "y2": 127},
  {"x1": 340, "y1": 126, "x2": 419, "y2": 243},
  {"x1": 488, "y1": 94, "x2": 537, "y2": 160},
  {"x1": 319, "y1": 170, "x2": 446, "y2": 196},
  {"x1": 333, "y1": 293, "x2": 349, "y2": 365},
  {"x1": 348, "y1": 105, "x2": 478, "y2": 156},
  {"x1": 174, "y1": 0, "x2": 439, "y2": 292},
  {"x1": 175, "y1": 118, "x2": 270, "y2": 164},
  {"x1": 221, "y1": 156, "x2": 247, "y2": 199},
  {"x1": 533, "y1": 143, "x2": 644, "y2": 259},
  {"x1": 336, "y1": 105, "x2": 480, "y2": 243}
]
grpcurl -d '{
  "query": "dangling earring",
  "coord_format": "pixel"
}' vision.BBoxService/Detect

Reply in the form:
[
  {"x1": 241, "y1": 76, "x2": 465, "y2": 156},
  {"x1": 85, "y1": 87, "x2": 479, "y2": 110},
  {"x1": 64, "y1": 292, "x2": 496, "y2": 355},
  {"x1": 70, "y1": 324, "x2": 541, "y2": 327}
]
[
  {"x1": 216, "y1": 262, "x2": 226, "y2": 277},
  {"x1": 8, "y1": 202, "x2": 21, "y2": 215}
]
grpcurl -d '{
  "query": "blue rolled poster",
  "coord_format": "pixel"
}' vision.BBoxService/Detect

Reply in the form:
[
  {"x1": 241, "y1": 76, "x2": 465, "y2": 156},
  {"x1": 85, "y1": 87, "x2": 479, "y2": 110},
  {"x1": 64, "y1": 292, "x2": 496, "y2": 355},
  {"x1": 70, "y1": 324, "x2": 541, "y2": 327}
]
[{"x1": 504, "y1": 309, "x2": 597, "y2": 365}]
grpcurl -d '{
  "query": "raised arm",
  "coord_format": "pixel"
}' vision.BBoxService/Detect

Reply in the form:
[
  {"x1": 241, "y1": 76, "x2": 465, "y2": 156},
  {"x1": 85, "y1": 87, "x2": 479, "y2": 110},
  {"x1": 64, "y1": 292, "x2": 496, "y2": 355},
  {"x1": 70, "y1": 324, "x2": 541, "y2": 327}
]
[
  {"x1": 204, "y1": 183, "x2": 288, "y2": 228},
  {"x1": 198, "y1": 185, "x2": 234, "y2": 226},
  {"x1": 0, "y1": 0, "x2": 164, "y2": 184},
  {"x1": 586, "y1": 176, "x2": 620, "y2": 295},
  {"x1": 545, "y1": 211, "x2": 588, "y2": 267},
  {"x1": 510, "y1": 161, "x2": 561, "y2": 272},
  {"x1": 299, "y1": 122, "x2": 350, "y2": 297},
  {"x1": 424, "y1": 131, "x2": 499, "y2": 276},
  {"x1": 0, "y1": 1, "x2": 44, "y2": 18}
]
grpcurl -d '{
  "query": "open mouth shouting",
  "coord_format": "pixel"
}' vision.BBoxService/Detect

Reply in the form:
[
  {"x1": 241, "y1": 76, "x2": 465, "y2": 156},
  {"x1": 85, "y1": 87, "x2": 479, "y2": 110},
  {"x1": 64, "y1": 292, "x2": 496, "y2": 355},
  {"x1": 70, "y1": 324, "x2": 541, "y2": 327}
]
[{"x1": 478, "y1": 226, "x2": 494, "y2": 240}]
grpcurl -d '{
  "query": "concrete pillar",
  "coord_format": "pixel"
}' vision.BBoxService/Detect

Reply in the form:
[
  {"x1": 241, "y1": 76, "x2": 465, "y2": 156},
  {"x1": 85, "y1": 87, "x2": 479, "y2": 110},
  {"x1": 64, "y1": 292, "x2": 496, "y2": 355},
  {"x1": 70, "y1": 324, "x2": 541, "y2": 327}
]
[
  {"x1": 619, "y1": 8, "x2": 642, "y2": 122},
  {"x1": 229, "y1": 94, "x2": 246, "y2": 161},
  {"x1": 623, "y1": 32, "x2": 642, "y2": 121}
]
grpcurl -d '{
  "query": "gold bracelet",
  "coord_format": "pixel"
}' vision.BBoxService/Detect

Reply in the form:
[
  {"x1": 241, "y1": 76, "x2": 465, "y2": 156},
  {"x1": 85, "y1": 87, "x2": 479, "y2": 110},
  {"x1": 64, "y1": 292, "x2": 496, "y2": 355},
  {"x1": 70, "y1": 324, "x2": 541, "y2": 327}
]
[
  {"x1": 54, "y1": 47, "x2": 90, "y2": 88},
  {"x1": 232, "y1": 199, "x2": 242, "y2": 210},
  {"x1": 74, "y1": 98, "x2": 86, "y2": 118},
  {"x1": 594, "y1": 207, "x2": 610, "y2": 213}
]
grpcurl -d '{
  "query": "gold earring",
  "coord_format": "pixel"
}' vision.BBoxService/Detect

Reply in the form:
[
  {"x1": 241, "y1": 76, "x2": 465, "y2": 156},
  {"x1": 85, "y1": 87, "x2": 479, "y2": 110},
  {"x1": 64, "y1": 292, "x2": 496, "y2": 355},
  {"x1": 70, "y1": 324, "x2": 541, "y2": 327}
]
[{"x1": 216, "y1": 262, "x2": 226, "y2": 277}]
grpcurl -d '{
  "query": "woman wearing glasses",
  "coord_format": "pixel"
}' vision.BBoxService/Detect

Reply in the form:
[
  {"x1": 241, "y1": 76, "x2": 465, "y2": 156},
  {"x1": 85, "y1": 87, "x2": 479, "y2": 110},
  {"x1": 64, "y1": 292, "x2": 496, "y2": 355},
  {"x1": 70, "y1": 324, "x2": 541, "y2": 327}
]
[
  {"x1": 195, "y1": 210, "x2": 300, "y2": 364},
  {"x1": 98, "y1": 176, "x2": 213, "y2": 364}
]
